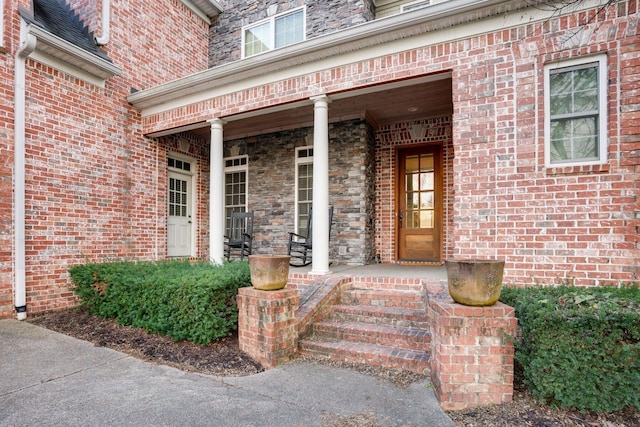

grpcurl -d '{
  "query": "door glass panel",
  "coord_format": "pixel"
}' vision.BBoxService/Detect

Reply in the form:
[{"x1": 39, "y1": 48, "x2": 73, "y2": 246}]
[
  {"x1": 420, "y1": 173, "x2": 433, "y2": 190},
  {"x1": 404, "y1": 153, "x2": 435, "y2": 229},
  {"x1": 406, "y1": 155, "x2": 419, "y2": 172},
  {"x1": 421, "y1": 192, "x2": 433, "y2": 208},
  {"x1": 169, "y1": 177, "x2": 188, "y2": 218},
  {"x1": 420, "y1": 210, "x2": 434, "y2": 228},
  {"x1": 420, "y1": 155, "x2": 434, "y2": 171}
]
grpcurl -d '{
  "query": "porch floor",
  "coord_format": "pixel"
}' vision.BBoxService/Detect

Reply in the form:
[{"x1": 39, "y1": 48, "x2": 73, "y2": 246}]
[{"x1": 290, "y1": 262, "x2": 448, "y2": 281}]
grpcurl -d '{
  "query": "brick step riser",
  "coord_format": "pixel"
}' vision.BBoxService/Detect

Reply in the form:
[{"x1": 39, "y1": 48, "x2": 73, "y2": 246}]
[
  {"x1": 349, "y1": 279, "x2": 425, "y2": 293},
  {"x1": 339, "y1": 293, "x2": 425, "y2": 310},
  {"x1": 331, "y1": 307, "x2": 430, "y2": 328},
  {"x1": 312, "y1": 324, "x2": 430, "y2": 351},
  {"x1": 330, "y1": 312, "x2": 430, "y2": 329},
  {"x1": 298, "y1": 341, "x2": 430, "y2": 374}
]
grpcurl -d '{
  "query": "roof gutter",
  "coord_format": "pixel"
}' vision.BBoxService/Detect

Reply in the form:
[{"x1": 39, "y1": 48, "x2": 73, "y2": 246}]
[
  {"x1": 26, "y1": 24, "x2": 121, "y2": 79},
  {"x1": 14, "y1": 22, "x2": 37, "y2": 320},
  {"x1": 95, "y1": 0, "x2": 110, "y2": 46}
]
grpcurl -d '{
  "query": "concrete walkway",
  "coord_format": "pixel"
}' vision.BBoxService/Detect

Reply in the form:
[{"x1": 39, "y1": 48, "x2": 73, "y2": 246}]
[{"x1": 0, "y1": 319, "x2": 454, "y2": 427}]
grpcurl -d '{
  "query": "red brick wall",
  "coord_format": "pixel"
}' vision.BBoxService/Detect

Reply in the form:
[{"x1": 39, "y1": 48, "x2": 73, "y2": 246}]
[
  {"x1": 237, "y1": 287, "x2": 300, "y2": 368},
  {"x1": 2, "y1": 1, "x2": 638, "y2": 319},
  {"x1": 429, "y1": 299, "x2": 518, "y2": 410},
  {"x1": 0, "y1": 0, "x2": 211, "y2": 318},
  {"x1": 142, "y1": 1, "x2": 638, "y2": 286},
  {"x1": 450, "y1": 4, "x2": 639, "y2": 285}
]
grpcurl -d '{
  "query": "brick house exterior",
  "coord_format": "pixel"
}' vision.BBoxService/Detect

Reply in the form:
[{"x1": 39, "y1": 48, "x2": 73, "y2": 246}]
[{"x1": 1, "y1": 0, "x2": 639, "y2": 319}]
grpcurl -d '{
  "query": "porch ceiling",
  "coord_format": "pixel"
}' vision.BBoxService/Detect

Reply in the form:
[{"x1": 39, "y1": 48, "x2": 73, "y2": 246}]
[{"x1": 186, "y1": 75, "x2": 453, "y2": 142}]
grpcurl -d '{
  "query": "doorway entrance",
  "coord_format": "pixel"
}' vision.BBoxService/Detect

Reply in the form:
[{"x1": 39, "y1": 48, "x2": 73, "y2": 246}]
[
  {"x1": 168, "y1": 157, "x2": 194, "y2": 257},
  {"x1": 397, "y1": 145, "x2": 442, "y2": 262}
]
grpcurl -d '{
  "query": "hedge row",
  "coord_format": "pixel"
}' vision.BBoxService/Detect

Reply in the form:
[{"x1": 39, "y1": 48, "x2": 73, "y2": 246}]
[
  {"x1": 69, "y1": 260, "x2": 251, "y2": 345},
  {"x1": 500, "y1": 285, "x2": 640, "y2": 413}
]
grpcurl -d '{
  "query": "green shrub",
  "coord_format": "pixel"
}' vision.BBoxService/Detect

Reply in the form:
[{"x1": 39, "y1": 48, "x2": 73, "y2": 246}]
[
  {"x1": 500, "y1": 285, "x2": 640, "y2": 413},
  {"x1": 69, "y1": 260, "x2": 251, "y2": 345}
]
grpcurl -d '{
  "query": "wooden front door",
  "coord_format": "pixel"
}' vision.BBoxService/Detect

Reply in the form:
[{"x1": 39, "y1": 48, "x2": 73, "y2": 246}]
[{"x1": 397, "y1": 146, "x2": 442, "y2": 262}]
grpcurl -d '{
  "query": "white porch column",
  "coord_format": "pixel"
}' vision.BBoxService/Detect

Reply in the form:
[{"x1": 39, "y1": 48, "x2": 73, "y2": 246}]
[
  {"x1": 310, "y1": 95, "x2": 331, "y2": 275},
  {"x1": 208, "y1": 118, "x2": 226, "y2": 265}
]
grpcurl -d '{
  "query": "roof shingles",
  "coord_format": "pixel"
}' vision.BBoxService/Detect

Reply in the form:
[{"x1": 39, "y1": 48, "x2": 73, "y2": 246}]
[{"x1": 21, "y1": 0, "x2": 112, "y2": 62}]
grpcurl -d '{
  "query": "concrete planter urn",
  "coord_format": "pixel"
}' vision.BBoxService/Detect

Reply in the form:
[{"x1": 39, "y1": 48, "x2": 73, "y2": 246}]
[
  {"x1": 445, "y1": 259, "x2": 505, "y2": 306},
  {"x1": 248, "y1": 255, "x2": 291, "y2": 291}
]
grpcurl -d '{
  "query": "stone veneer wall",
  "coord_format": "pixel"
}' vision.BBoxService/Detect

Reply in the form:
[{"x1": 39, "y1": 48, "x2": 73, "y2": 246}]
[
  {"x1": 208, "y1": 0, "x2": 375, "y2": 66},
  {"x1": 226, "y1": 119, "x2": 376, "y2": 265},
  {"x1": 375, "y1": 117, "x2": 454, "y2": 263}
]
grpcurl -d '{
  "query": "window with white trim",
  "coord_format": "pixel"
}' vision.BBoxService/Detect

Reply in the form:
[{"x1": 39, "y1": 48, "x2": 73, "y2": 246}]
[
  {"x1": 402, "y1": 0, "x2": 431, "y2": 12},
  {"x1": 0, "y1": 0, "x2": 4, "y2": 48},
  {"x1": 295, "y1": 146, "x2": 313, "y2": 236},
  {"x1": 544, "y1": 55, "x2": 607, "y2": 167},
  {"x1": 242, "y1": 7, "x2": 305, "y2": 58},
  {"x1": 224, "y1": 156, "x2": 248, "y2": 233}
]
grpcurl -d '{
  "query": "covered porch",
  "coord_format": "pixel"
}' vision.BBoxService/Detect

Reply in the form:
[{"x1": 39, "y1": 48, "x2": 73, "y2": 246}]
[
  {"x1": 135, "y1": 72, "x2": 455, "y2": 273},
  {"x1": 289, "y1": 262, "x2": 448, "y2": 281}
]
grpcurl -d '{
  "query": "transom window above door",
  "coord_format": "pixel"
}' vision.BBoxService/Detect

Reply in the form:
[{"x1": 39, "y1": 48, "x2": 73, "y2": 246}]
[
  {"x1": 242, "y1": 7, "x2": 305, "y2": 58},
  {"x1": 168, "y1": 157, "x2": 191, "y2": 172}
]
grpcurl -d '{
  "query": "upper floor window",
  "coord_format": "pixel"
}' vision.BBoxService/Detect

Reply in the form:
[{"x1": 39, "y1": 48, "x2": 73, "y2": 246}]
[
  {"x1": 544, "y1": 55, "x2": 607, "y2": 167},
  {"x1": 402, "y1": 0, "x2": 431, "y2": 12},
  {"x1": 243, "y1": 7, "x2": 305, "y2": 58},
  {"x1": 0, "y1": 0, "x2": 4, "y2": 48}
]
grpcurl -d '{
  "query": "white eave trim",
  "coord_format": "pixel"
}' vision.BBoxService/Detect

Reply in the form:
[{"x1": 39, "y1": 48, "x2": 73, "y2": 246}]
[
  {"x1": 128, "y1": 0, "x2": 604, "y2": 113},
  {"x1": 180, "y1": 0, "x2": 223, "y2": 24},
  {"x1": 26, "y1": 23, "x2": 121, "y2": 81},
  {"x1": 128, "y1": 0, "x2": 528, "y2": 111}
]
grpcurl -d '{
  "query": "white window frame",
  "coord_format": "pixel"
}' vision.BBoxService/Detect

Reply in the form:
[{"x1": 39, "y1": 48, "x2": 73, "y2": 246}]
[
  {"x1": 295, "y1": 146, "x2": 313, "y2": 236},
  {"x1": 241, "y1": 6, "x2": 306, "y2": 58},
  {"x1": 402, "y1": 0, "x2": 431, "y2": 12},
  {"x1": 544, "y1": 55, "x2": 608, "y2": 168},
  {"x1": 224, "y1": 155, "x2": 249, "y2": 233},
  {"x1": 0, "y1": 0, "x2": 4, "y2": 48}
]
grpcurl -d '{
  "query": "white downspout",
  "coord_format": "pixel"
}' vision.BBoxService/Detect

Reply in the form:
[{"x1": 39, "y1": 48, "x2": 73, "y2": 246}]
[
  {"x1": 94, "y1": 0, "x2": 110, "y2": 45},
  {"x1": 14, "y1": 26, "x2": 37, "y2": 320}
]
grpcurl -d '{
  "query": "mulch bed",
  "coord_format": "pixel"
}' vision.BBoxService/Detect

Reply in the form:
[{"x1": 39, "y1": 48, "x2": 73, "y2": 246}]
[{"x1": 28, "y1": 308, "x2": 640, "y2": 427}]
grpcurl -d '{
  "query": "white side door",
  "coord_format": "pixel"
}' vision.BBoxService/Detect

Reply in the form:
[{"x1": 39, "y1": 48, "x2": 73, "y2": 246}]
[{"x1": 168, "y1": 170, "x2": 192, "y2": 257}]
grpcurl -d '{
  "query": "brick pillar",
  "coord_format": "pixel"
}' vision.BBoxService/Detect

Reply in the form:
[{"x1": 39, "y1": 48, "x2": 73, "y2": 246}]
[
  {"x1": 428, "y1": 299, "x2": 518, "y2": 411},
  {"x1": 236, "y1": 287, "x2": 300, "y2": 369}
]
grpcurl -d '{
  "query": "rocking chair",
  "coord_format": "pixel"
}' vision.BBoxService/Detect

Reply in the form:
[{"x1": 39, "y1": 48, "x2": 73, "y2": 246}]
[
  {"x1": 287, "y1": 206, "x2": 333, "y2": 267},
  {"x1": 224, "y1": 211, "x2": 254, "y2": 261}
]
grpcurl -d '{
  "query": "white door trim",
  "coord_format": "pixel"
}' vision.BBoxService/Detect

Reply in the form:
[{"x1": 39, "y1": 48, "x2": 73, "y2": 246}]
[{"x1": 167, "y1": 154, "x2": 196, "y2": 257}]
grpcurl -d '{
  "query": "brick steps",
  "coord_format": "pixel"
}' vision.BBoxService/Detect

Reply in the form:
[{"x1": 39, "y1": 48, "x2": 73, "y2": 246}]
[
  {"x1": 340, "y1": 288, "x2": 425, "y2": 310},
  {"x1": 331, "y1": 305, "x2": 431, "y2": 329},
  {"x1": 298, "y1": 286, "x2": 432, "y2": 374},
  {"x1": 298, "y1": 339, "x2": 431, "y2": 374},
  {"x1": 312, "y1": 320, "x2": 431, "y2": 351}
]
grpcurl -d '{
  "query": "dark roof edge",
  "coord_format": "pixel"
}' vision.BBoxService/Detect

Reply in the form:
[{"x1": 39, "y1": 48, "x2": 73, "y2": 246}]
[{"x1": 18, "y1": 5, "x2": 121, "y2": 81}]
